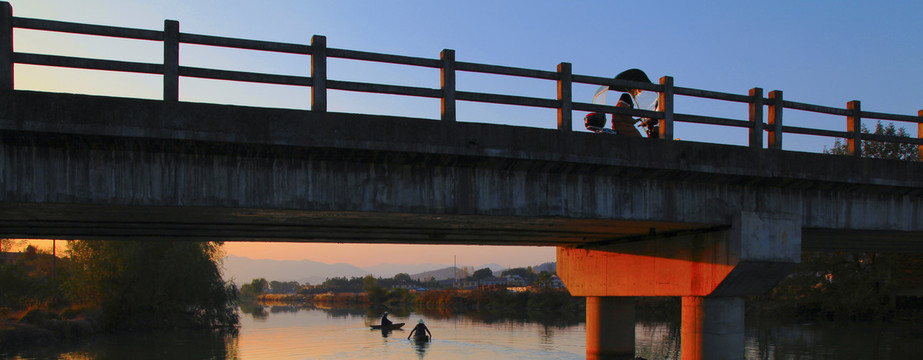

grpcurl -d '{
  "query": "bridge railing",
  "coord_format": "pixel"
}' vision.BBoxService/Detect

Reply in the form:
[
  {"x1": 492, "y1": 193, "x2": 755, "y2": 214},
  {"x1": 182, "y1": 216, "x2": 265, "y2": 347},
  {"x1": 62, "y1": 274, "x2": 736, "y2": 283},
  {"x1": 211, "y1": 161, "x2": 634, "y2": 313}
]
[{"x1": 1, "y1": 2, "x2": 921, "y2": 161}]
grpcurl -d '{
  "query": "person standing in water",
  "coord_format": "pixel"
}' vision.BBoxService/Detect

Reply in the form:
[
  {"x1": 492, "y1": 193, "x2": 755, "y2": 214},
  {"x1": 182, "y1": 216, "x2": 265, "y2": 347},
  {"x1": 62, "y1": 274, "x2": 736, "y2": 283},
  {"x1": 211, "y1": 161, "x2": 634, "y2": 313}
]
[{"x1": 408, "y1": 319, "x2": 432, "y2": 340}]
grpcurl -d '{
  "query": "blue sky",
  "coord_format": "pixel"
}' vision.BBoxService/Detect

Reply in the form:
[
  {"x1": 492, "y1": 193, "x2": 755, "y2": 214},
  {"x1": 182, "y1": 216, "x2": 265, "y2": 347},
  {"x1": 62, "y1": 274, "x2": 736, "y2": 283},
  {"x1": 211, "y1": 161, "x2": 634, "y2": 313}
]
[{"x1": 10, "y1": 0, "x2": 922, "y2": 266}]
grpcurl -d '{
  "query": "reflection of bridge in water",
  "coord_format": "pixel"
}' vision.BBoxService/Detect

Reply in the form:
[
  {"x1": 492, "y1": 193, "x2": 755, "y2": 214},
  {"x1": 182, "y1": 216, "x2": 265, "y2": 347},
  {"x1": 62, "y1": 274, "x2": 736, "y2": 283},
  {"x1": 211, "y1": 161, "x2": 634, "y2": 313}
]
[{"x1": 1, "y1": 3, "x2": 922, "y2": 359}]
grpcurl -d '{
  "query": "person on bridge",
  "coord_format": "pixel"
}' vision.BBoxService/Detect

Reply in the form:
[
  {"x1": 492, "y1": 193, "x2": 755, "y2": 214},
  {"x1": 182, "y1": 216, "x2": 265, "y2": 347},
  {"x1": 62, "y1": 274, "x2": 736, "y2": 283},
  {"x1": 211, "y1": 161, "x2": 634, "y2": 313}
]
[
  {"x1": 408, "y1": 319, "x2": 432, "y2": 341},
  {"x1": 380, "y1": 311, "x2": 392, "y2": 328},
  {"x1": 610, "y1": 68, "x2": 655, "y2": 138}
]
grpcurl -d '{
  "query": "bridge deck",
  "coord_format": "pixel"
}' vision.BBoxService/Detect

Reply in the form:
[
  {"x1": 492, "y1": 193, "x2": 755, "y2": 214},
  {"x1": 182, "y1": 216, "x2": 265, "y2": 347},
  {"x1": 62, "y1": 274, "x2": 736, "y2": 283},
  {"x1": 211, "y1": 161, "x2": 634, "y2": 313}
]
[{"x1": 1, "y1": 90, "x2": 922, "y2": 250}]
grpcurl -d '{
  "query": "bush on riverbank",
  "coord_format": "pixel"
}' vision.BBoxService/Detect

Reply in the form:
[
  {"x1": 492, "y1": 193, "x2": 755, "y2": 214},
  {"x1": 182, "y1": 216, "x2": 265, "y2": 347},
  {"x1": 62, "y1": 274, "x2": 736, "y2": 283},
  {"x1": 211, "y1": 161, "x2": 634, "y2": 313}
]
[
  {"x1": 0, "y1": 308, "x2": 102, "y2": 350},
  {"x1": 64, "y1": 240, "x2": 239, "y2": 330}
]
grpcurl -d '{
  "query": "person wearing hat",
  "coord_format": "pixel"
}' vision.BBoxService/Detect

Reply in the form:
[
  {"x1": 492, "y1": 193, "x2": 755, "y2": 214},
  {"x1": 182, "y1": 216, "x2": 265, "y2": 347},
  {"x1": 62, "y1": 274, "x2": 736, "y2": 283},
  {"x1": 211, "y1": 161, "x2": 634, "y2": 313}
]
[
  {"x1": 408, "y1": 319, "x2": 432, "y2": 341},
  {"x1": 610, "y1": 68, "x2": 653, "y2": 137},
  {"x1": 380, "y1": 311, "x2": 392, "y2": 328}
]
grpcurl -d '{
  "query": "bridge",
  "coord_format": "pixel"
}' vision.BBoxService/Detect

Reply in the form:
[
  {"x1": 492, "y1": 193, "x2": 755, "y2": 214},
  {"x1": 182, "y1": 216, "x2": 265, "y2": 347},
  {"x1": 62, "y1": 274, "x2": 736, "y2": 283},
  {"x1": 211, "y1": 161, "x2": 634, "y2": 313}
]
[{"x1": 1, "y1": 3, "x2": 922, "y2": 359}]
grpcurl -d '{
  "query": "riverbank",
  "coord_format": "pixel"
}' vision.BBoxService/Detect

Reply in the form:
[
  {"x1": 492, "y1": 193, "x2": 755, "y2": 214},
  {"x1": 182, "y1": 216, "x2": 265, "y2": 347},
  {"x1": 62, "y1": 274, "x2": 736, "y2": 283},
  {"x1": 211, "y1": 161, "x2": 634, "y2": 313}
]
[{"x1": 0, "y1": 308, "x2": 102, "y2": 350}]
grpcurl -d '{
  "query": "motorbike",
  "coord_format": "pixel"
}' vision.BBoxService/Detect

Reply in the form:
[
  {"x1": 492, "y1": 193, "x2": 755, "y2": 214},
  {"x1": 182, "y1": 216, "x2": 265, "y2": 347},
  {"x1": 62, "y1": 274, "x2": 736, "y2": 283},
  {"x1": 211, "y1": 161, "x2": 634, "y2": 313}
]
[{"x1": 583, "y1": 69, "x2": 660, "y2": 138}]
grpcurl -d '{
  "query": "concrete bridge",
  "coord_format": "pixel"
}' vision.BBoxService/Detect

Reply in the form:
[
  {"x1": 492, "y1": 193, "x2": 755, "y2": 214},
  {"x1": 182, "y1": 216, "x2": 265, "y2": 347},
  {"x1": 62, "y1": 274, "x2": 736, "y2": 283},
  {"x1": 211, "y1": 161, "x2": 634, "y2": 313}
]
[{"x1": 2, "y1": 4, "x2": 923, "y2": 359}]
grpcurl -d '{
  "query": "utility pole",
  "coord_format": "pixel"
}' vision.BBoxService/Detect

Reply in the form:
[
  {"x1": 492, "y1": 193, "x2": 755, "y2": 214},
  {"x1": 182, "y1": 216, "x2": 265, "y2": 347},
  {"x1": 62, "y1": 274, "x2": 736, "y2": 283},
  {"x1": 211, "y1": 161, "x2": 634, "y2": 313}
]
[{"x1": 51, "y1": 239, "x2": 56, "y2": 284}]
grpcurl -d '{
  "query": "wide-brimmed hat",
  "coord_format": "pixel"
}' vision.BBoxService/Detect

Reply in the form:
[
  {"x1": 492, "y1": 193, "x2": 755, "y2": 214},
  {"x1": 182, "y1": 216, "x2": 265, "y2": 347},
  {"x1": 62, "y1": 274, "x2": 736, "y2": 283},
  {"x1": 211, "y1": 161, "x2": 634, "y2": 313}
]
[{"x1": 612, "y1": 68, "x2": 651, "y2": 92}]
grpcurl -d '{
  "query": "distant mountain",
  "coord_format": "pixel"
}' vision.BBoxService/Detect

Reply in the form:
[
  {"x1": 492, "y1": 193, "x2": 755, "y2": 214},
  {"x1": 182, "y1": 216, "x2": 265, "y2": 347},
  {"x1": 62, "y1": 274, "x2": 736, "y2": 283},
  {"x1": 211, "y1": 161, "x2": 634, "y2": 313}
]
[
  {"x1": 221, "y1": 255, "x2": 370, "y2": 286},
  {"x1": 410, "y1": 266, "x2": 461, "y2": 281},
  {"x1": 362, "y1": 263, "x2": 450, "y2": 278},
  {"x1": 477, "y1": 263, "x2": 508, "y2": 273},
  {"x1": 222, "y1": 255, "x2": 556, "y2": 285},
  {"x1": 533, "y1": 262, "x2": 556, "y2": 273}
]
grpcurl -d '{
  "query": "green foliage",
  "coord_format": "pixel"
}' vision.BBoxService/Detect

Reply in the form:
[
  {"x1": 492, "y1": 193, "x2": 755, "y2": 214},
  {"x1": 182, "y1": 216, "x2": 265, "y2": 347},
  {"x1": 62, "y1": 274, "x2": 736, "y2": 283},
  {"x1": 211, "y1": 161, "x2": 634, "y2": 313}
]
[
  {"x1": 765, "y1": 126, "x2": 923, "y2": 318},
  {"x1": 392, "y1": 273, "x2": 413, "y2": 283},
  {"x1": 0, "y1": 263, "x2": 46, "y2": 308},
  {"x1": 533, "y1": 271, "x2": 554, "y2": 289},
  {"x1": 470, "y1": 268, "x2": 493, "y2": 281},
  {"x1": 0, "y1": 247, "x2": 63, "y2": 309},
  {"x1": 240, "y1": 278, "x2": 268, "y2": 299},
  {"x1": 363, "y1": 275, "x2": 386, "y2": 304},
  {"x1": 826, "y1": 120, "x2": 919, "y2": 160},
  {"x1": 269, "y1": 280, "x2": 301, "y2": 294},
  {"x1": 63, "y1": 240, "x2": 238, "y2": 329}
]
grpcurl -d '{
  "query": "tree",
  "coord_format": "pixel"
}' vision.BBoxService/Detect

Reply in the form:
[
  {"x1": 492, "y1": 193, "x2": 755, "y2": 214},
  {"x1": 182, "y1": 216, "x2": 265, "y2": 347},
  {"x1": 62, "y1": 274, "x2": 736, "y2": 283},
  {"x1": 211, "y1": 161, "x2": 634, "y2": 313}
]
[
  {"x1": 269, "y1": 280, "x2": 301, "y2": 294},
  {"x1": 393, "y1": 273, "x2": 413, "y2": 283},
  {"x1": 251, "y1": 278, "x2": 269, "y2": 294},
  {"x1": 471, "y1": 268, "x2": 493, "y2": 281},
  {"x1": 775, "y1": 121, "x2": 923, "y2": 316},
  {"x1": 363, "y1": 274, "x2": 386, "y2": 303},
  {"x1": 534, "y1": 271, "x2": 554, "y2": 289},
  {"x1": 64, "y1": 240, "x2": 238, "y2": 329},
  {"x1": 826, "y1": 121, "x2": 919, "y2": 161}
]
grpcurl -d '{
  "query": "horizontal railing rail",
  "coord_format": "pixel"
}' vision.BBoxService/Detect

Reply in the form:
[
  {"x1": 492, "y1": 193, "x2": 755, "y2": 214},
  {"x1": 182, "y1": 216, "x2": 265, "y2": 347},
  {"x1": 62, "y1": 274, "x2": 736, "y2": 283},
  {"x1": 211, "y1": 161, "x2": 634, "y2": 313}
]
[{"x1": 0, "y1": 2, "x2": 920, "y2": 160}]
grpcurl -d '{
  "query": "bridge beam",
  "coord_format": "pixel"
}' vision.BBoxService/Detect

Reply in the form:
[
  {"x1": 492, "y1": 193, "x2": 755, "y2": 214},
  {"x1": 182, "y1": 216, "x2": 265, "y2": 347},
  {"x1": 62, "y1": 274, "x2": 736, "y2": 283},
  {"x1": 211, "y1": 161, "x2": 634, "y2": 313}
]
[{"x1": 558, "y1": 211, "x2": 800, "y2": 358}]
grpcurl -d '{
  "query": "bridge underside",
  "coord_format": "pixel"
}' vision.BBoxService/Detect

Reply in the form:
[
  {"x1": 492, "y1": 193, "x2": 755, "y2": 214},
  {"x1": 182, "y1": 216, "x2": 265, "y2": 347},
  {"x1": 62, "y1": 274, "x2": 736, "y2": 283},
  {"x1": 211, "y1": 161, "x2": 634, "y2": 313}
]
[
  {"x1": 0, "y1": 202, "x2": 718, "y2": 246},
  {"x1": 3, "y1": 202, "x2": 921, "y2": 252}
]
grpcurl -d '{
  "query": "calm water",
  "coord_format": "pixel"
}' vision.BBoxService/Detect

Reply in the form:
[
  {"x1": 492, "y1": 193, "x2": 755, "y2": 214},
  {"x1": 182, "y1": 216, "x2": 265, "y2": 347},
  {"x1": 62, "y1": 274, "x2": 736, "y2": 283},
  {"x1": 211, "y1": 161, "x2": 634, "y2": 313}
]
[{"x1": 5, "y1": 305, "x2": 923, "y2": 359}]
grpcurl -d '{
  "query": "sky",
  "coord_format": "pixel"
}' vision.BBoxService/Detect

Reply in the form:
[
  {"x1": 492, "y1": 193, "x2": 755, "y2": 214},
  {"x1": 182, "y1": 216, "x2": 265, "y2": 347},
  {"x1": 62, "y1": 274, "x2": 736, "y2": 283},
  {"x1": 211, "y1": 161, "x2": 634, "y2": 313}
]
[{"x1": 8, "y1": 1, "x2": 923, "y2": 267}]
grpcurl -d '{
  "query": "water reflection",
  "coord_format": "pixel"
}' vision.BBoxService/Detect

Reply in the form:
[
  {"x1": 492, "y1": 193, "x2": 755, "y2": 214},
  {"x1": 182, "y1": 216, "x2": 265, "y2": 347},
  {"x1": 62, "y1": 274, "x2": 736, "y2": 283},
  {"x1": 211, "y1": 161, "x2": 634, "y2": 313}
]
[
  {"x1": 412, "y1": 337, "x2": 430, "y2": 359},
  {"x1": 7, "y1": 303, "x2": 923, "y2": 359},
  {"x1": 4, "y1": 328, "x2": 239, "y2": 360}
]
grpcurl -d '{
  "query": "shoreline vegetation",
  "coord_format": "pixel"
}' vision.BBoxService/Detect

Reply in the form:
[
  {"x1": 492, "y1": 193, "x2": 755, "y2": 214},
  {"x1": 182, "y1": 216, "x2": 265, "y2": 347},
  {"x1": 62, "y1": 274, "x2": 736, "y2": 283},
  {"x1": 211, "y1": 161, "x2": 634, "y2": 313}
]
[
  {"x1": 1, "y1": 240, "x2": 239, "y2": 351},
  {"x1": 249, "y1": 288, "x2": 586, "y2": 325}
]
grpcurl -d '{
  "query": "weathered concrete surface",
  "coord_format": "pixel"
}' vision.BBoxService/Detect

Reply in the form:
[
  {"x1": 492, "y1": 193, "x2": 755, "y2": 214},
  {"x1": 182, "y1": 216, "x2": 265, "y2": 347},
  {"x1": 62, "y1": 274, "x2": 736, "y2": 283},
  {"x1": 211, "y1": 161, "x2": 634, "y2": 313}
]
[
  {"x1": 681, "y1": 296, "x2": 745, "y2": 360},
  {"x1": 1, "y1": 90, "x2": 922, "y2": 248},
  {"x1": 585, "y1": 297, "x2": 635, "y2": 360},
  {"x1": 556, "y1": 212, "x2": 800, "y2": 297}
]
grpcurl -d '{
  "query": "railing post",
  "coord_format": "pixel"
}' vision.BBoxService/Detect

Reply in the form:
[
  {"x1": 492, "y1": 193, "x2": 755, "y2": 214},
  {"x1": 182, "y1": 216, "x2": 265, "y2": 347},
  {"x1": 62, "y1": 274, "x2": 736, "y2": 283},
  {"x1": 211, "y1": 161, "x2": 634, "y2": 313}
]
[
  {"x1": 917, "y1": 110, "x2": 922, "y2": 162},
  {"x1": 163, "y1": 20, "x2": 179, "y2": 102},
  {"x1": 658, "y1": 76, "x2": 674, "y2": 140},
  {"x1": 441, "y1": 49, "x2": 456, "y2": 123},
  {"x1": 749, "y1": 87, "x2": 764, "y2": 149},
  {"x1": 311, "y1": 35, "x2": 327, "y2": 114},
  {"x1": 767, "y1": 90, "x2": 783, "y2": 150},
  {"x1": 557, "y1": 62, "x2": 572, "y2": 132},
  {"x1": 0, "y1": 2, "x2": 13, "y2": 91},
  {"x1": 847, "y1": 100, "x2": 862, "y2": 157}
]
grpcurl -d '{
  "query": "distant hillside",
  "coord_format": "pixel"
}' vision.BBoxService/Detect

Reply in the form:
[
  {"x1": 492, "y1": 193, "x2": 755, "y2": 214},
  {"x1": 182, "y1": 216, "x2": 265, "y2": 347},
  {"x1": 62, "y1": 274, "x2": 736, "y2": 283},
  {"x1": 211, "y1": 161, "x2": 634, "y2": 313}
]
[
  {"x1": 221, "y1": 255, "x2": 370, "y2": 285},
  {"x1": 362, "y1": 263, "x2": 450, "y2": 278},
  {"x1": 410, "y1": 266, "x2": 460, "y2": 281},
  {"x1": 222, "y1": 255, "x2": 556, "y2": 285},
  {"x1": 409, "y1": 263, "x2": 533, "y2": 281},
  {"x1": 533, "y1": 262, "x2": 556, "y2": 273}
]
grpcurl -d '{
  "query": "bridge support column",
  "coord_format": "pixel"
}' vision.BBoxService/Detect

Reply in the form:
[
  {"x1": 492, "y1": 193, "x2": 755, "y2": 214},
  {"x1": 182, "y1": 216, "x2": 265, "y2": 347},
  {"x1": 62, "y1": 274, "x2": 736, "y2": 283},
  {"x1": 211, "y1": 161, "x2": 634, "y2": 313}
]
[
  {"x1": 681, "y1": 296, "x2": 744, "y2": 360},
  {"x1": 586, "y1": 296, "x2": 635, "y2": 360},
  {"x1": 558, "y1": 211, "x2": 801, "y2": 359}
]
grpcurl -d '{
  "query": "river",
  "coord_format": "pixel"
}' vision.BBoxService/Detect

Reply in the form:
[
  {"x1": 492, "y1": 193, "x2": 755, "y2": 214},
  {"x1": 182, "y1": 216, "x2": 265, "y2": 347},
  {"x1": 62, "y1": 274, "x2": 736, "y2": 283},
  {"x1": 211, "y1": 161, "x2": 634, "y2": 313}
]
[{"x1": 4, "y1": 304, "x2": 923, "y2": 359}]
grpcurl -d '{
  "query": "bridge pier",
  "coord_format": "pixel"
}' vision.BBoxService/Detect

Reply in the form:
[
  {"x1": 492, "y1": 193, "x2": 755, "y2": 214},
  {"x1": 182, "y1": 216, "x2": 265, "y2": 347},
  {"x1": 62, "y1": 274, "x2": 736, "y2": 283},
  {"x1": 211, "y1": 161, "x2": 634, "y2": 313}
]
[
  {"x1": 558, "y1": 211, "x2": 800, "y2": 359},
  {"x1": 586, "y1": 296, "x2": 635, "y2": 360},
  {"x1": 680, "y1": 296, "x2": 744, "y2": 360}
]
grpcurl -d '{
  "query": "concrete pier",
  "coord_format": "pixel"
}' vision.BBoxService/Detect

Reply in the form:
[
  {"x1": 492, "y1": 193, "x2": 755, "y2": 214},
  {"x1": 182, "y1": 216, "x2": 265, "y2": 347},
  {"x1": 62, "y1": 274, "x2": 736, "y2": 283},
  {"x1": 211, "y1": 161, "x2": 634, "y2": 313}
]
[
  {"x1": 559, "y1": 212, "x2": 802, "y2": 358},
  {"x1": 586, "y1": 297, "x2": 636, "y2": 360},
  {"x1": 681, "y1": 296, "x2": 745, "y2": 360}
]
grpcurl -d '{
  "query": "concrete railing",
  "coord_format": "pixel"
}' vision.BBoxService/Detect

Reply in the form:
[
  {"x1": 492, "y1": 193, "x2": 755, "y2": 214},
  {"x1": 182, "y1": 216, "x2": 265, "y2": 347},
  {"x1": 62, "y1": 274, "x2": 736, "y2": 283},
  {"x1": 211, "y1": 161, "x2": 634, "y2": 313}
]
[{"x1": 1, "y1": 2, "x2": 920, "y2": 160}]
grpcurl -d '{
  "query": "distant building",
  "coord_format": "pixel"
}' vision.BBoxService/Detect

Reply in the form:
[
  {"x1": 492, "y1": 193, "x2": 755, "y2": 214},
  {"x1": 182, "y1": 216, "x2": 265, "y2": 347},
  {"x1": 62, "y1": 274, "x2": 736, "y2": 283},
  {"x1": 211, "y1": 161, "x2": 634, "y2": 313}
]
[
  {"x1": 505, "y1": 274, "x2": 525, "y2": 286},
  {"x1": 550, "y1": 274, "x2": 566, "y2": 289}
]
